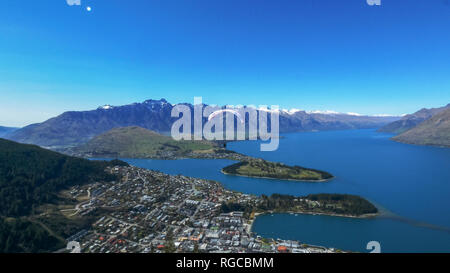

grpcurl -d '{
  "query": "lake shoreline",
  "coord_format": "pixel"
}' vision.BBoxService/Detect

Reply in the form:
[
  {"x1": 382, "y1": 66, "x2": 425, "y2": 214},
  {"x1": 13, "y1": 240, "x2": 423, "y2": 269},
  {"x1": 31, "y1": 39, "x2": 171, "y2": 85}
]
[{"x1": 90, "y1": 128, "x2": 450, "y2": 252}]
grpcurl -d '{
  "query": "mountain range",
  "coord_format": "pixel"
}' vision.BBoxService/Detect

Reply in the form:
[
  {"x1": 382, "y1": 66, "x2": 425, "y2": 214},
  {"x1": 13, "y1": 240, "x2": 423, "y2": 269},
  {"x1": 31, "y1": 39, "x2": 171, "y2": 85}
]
[
  {"x1": 378, "y1": 104, "x2": 450, "y2": 134},
  {"x1": 5, "y1": 99, "x2": 399, "y2": 148}
]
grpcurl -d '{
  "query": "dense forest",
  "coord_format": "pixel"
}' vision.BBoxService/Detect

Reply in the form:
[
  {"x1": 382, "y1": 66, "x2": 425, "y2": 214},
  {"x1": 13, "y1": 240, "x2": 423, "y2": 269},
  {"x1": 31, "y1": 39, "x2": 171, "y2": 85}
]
[
  {"x1": 0, "y1": 139, "x2": 127, "y2": 217},
  {"x1": 0, "y1": 138, "x2": 127, "y2": 252},
  {"x1": 0, "y1": 217, "x2": 64, "y2": 253}
]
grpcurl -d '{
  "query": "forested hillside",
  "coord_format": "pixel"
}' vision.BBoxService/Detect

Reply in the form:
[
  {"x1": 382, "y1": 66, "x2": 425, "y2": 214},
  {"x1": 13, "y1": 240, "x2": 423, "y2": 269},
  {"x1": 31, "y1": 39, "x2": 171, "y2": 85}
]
[{"x1": 0, "y1": 138, "x2": 126, "y2": 252}]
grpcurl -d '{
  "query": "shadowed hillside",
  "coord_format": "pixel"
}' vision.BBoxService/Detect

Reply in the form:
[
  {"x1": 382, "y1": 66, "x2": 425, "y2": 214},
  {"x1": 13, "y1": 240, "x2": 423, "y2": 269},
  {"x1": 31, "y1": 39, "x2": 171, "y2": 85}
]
[
  {"x1": 378, "y1": 104, "x2": 450, "y2": 134},
  {"x1": 0, "y1": 138, "x2": 127, "y2": 252},
  {"x1": 393, "y1": 107, "x2": 450, "y2": 147}
]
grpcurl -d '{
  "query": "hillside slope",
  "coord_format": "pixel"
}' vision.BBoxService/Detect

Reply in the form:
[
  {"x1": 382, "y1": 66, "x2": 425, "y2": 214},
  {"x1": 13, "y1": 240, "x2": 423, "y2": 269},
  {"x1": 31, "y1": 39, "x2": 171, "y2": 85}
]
[
  {"x1": 393, "y1": 107, "x2": 450, "y2": 147},
  {"x1": 0, "y1": 138, "x2": 125, "y2": 217},
  {"x1": 0, "y1": 138, "x2": 126, "y2": 252},
  {"x1": 378, "y1": 104, "x2": 450, "y2": 134},
  {"x1": 71, "y1": 126, "x2": 217, "y2": 158}
]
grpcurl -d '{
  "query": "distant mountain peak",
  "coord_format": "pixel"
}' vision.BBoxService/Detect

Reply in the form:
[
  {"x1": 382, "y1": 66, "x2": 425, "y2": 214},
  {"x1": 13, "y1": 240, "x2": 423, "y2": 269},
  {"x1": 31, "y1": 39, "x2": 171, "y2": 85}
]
[
  {"x1": 306, "y1": 110, "x2": 365, "y2": 116},
  {"x1": 281, "y1": 109, "x2": 304, "y2": 115},
  {"x1": 306, "y1": 110, "x2": 335, "y2": 115},
  {"x1": 143, "y1": 98, "x2": 169, "y2": 105}
]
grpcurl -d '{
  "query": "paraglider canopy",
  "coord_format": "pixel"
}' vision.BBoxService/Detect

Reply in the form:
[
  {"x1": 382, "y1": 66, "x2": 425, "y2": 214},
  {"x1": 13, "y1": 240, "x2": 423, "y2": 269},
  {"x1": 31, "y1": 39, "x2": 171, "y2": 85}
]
[{"x1": 207, "y1": 109, "x2": 245, "y2": 124}]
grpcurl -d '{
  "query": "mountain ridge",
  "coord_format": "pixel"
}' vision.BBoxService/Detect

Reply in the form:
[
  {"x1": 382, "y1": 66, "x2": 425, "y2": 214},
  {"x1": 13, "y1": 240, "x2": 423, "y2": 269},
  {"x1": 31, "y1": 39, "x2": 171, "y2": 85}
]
[
  {"x1": 7, "y1": 98, "x2": 400, "y2": 148},
  {"x1": 392, "y1": 107, "x2": 450, "y2": 147},
  {"x1": 378, "y1": 104, "x2": 450, "y2": 134}
]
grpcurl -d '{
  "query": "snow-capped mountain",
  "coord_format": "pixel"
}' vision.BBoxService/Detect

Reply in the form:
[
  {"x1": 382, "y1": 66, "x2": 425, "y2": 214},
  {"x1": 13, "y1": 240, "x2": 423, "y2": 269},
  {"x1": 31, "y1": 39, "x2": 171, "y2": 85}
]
[{"x1": 6, "y1": 99, "x2": 399, "y2": 148}]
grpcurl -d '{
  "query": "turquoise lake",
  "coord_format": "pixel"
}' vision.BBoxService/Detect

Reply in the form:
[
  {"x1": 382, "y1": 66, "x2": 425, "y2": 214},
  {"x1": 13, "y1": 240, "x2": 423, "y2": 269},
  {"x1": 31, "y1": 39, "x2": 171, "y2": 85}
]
[{"x1": 106, "y1": 129, "x2": 450, "y2": 252}]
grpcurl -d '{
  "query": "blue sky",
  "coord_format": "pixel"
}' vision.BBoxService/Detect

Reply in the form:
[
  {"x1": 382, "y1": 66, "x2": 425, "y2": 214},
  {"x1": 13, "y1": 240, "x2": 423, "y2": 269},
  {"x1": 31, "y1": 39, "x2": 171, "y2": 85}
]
[{"x1": 1, "y1": 0, "x2": 449, "y2": 127}]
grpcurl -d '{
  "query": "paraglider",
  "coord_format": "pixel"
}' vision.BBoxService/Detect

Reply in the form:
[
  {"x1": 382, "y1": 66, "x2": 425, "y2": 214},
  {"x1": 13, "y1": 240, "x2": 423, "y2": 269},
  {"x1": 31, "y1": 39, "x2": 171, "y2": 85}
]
[{"x1": 207, "y1": 109, "x2": 245, "y2": 124}]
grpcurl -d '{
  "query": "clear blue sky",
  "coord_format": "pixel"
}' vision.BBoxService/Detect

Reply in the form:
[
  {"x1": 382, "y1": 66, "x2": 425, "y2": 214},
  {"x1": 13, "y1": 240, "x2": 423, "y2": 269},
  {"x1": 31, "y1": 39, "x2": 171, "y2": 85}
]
[{"x1": 1, "y1": 0, "x2": 449, "y2": 127}]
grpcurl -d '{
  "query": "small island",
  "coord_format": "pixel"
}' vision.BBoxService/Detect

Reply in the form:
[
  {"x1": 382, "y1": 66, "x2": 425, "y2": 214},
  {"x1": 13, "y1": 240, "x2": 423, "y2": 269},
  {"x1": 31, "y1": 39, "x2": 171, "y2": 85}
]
[{"x1": 222, "y1": 159, "x2": 334, "y2": 182}]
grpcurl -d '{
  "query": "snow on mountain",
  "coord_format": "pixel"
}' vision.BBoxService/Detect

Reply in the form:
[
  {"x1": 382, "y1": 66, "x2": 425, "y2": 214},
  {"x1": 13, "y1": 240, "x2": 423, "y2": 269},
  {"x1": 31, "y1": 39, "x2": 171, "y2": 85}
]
[{"x1": 99, "y1": 105, "x2": 114, "y2": 110}]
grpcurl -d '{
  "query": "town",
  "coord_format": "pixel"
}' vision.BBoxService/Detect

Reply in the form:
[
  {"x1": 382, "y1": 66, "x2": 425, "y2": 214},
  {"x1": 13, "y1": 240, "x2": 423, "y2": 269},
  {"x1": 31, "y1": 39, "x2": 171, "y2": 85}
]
[{"x1": 64, "y1": 166, "x2": 341, "y2": 253}]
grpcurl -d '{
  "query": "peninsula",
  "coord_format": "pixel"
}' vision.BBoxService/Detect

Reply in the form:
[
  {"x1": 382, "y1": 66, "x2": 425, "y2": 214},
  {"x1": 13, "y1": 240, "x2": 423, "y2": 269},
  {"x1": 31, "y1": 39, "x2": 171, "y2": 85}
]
[{"x1": 222, "y1": 193, "x2": 378, "y2": 218}]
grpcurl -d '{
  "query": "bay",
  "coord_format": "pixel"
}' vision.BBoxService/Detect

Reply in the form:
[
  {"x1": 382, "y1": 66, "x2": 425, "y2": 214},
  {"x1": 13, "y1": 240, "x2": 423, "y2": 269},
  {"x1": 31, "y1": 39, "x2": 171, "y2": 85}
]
[{"x1": 98, "y1": 129, "x2": 450, "y2": 252}]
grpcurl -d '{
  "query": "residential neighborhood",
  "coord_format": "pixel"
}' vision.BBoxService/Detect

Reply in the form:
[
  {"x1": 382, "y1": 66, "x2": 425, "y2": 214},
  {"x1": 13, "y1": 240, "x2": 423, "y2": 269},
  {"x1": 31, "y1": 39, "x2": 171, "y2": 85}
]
[{"x1": 65, "y1": 166, "x2": 339, "y2": 253}]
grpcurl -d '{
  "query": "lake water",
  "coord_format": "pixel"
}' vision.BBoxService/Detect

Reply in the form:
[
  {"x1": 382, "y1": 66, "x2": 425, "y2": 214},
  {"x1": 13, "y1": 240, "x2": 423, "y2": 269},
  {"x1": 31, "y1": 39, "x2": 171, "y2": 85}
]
[{"x1": 107, "y1": 129, "x2": 450, "y2": 252}]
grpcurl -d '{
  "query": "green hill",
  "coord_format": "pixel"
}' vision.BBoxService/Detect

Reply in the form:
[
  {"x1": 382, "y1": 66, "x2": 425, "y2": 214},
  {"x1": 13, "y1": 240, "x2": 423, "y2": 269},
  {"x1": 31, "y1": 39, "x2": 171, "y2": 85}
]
[
  {"x1": 393, "y1": 107, "x2": 450, "y2": 147},
  {"x1": 71, "y1": 126, "x2": 219, "y2": 158},
  {"x1": 0, "y1": 138, "x2": 126, "y2": 252}
]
